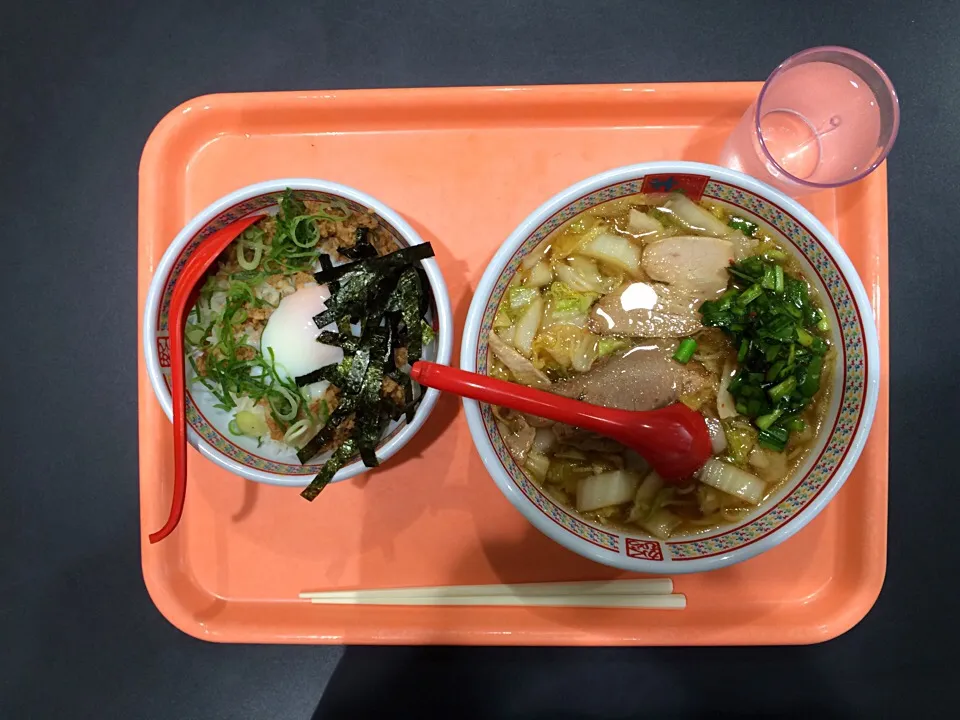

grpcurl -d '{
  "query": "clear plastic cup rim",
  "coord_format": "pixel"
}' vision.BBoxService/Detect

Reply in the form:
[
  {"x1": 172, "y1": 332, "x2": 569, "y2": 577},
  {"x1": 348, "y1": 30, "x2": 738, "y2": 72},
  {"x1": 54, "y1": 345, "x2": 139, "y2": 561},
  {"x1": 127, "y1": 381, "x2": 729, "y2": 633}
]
[{"x1": 754, "y1": 45, "x2": 900, "y2": 190}]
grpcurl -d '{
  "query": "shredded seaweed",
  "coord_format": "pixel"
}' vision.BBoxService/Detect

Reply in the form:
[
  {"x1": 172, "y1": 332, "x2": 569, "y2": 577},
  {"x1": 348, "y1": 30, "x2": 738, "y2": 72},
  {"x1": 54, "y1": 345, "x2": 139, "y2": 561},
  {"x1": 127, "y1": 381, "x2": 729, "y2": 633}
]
[
  {"x1": 313, "y1": 243, "x2": 435, "y2": 284},
  {"x1": 296, "y1": 242, "x2": 436, "y2": 499},
  {"x1": 339, "y1": 227, "x2": 379, "y2": 260},
  {"x1": 300, "y1": 439, "x2": 358, "y2": 501},
  {"x1": 317, "y1": 330, "x2": 361, "y2": 354}
]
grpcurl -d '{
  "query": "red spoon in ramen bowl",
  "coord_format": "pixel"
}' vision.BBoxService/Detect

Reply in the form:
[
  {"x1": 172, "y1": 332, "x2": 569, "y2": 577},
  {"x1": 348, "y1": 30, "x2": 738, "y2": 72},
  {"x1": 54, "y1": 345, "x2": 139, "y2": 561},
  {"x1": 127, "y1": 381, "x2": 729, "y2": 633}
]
[{"x1": 410, "y1": 361, "x2": 712, "y2": 481}]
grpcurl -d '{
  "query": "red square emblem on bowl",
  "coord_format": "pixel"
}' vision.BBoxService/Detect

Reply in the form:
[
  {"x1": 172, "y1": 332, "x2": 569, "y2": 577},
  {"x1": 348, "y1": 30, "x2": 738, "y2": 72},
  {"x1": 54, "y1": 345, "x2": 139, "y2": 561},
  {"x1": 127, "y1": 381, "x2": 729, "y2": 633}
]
[
  {"x1": 640, "y1": 173, "x2": 709, "y2": 201},
  {"x1": 625, "y1": 538, "x2": 664, "y2": 561}
]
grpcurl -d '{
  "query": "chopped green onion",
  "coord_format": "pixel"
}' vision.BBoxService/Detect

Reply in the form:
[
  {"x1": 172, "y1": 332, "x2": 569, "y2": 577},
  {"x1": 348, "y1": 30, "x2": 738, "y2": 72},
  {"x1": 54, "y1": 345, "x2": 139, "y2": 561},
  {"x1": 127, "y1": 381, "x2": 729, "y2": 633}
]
[
  {"x1": 768, "y1": 376, "x2": 797, "y2": 403},
  {"x1": 738, "y1": 284, "x2": 764, "y2": 306},
  {"x1": 737, "y1": 338, "x2": 749, "y2": 362},
  {"x1": 756, "y1": 408, "x2": 783, "y2": 431},
  {"x1": 237, "y1": 238, "x2": 263, "y2": 270},
  {"x1": 283, "y1": 418, "x2": 312, "y2": 443},
  {"x1": 796, "y1": 327, "x2": 815, "y2": 347},
  {"x1": 227, "y1": 418, "x2": 242, "y2": 435},
  {"x1": 774, "y1": 265, "x2": 785, "y2": 293},
  {"x1": 758, "y1": 426, "x2": 789, "y2": 451},
  {"x1": 269, "y1": 386, "x2": 300, "y2": 422},
  {"x1": 761, "y1": 264, "x2": 776, "y2": 290},
  {"x1": 808, "y1": 335, "x2": 828, "y2": 355},
  {"x1": 728, "y1": 215, "x2": 759, "y2": 237},
  {"x1": 765, "y1": 360, "x2": 785, "y2": 382},
  {"x1": 786, "y1": 418, "x2": 806, "y2": 432},
  {"x1": 673, "y1": 338, "x2": 698, "y2": 364},
  {"x1": 185, "y1": 324, "x2": 206, "y2": 346}
]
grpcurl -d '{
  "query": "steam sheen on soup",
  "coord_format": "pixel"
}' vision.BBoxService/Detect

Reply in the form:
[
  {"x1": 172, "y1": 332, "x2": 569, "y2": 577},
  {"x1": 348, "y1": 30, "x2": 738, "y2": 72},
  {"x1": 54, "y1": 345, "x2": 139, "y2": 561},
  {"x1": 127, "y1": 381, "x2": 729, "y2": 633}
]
[{"x1": 487, "y1": 192, "x2": 833, "y2": 540}]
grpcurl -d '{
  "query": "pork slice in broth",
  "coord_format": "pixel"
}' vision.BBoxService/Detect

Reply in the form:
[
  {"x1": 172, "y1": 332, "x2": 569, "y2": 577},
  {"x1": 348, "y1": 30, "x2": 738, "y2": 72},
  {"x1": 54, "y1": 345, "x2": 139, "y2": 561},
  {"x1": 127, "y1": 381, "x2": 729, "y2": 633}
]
[
  {"x1": 642, "y1": 235, "x2": 734, "y2": 295},
  {"x1": 551, "y1": 342, "x2": 711, "y2": 412},
  {"x1": 588, "y1": 281, "x2": 711, "y2": 338},
  {"x1": 488, "y1": 330, "x2": 550, "y2": 388}
]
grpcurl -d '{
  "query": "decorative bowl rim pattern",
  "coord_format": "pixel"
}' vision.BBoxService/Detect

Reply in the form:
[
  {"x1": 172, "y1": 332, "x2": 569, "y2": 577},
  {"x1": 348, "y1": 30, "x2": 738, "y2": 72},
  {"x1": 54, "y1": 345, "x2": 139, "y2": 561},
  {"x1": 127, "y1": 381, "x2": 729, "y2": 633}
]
[
  {"x1": 143, "y1": 178, "x2": 454, "y2": 487},
  {"x1": 460, "y1": 161, "x2": 880, "y2": 574}
]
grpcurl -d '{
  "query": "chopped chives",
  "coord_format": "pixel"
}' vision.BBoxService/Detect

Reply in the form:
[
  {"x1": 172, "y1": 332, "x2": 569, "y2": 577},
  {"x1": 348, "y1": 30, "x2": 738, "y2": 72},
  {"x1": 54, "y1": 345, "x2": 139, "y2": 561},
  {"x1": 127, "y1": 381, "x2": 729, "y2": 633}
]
[
  {"x1": 738, "y1": 284, "x2": 764, "y2": 306},
  {"x1": 673, "y1": 338, "x2": 698, "y2": 364},
  {"x1": 795, "y1": 327, "x2": 814, "y2": 347},
  {"x1": 761, "y1": 264, "x2": 777, "y2": 290},
  {"x1": 768, "y1": 376, "x2": 797, "y2": 403},
  {"x1": 758, "y1": 426, "x2": 789, "y2": 451},
  {"x1": 756, "y1": 408, "x2": 783, "y2": 431},
  {"x1": 765, "y1": 360, "x2": 785, "y2": 382},
  {"x1": 697, "y1": 252, "x2": 830, "y2": 453}
]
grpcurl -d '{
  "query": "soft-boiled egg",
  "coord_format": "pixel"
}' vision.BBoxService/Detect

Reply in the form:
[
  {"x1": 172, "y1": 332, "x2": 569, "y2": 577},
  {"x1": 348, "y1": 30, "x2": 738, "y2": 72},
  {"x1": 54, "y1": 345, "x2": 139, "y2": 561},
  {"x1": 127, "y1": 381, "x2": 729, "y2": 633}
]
[{"x1": 260, "y1": 284, "x2": 343, "y2": 381}]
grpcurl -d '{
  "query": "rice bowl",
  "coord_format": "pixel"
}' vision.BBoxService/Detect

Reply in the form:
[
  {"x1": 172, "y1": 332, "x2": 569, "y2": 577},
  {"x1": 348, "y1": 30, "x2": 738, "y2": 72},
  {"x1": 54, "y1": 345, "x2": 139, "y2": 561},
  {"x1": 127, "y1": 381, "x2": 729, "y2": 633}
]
[{"x1": 144, "y1": 179, "x2": 453, "y2": 487}]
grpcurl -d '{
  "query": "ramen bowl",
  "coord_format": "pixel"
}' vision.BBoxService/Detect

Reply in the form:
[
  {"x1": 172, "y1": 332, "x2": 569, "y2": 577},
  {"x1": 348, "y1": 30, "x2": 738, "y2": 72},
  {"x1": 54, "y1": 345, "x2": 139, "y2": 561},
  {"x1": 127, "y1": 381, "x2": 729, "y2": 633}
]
[
  {"x1": 144, "y1": 179, "x2": 453, "y2": 486},
  {"x1": 461, "y1": 161, "x2": 879, "y2": 574}
]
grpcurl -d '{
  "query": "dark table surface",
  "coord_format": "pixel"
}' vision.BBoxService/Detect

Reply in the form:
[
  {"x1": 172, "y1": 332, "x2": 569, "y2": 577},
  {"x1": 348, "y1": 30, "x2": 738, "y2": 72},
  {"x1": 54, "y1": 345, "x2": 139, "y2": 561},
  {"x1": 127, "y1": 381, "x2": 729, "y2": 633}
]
[{"x1": 3, "y1": 1, "x2": 958, "y2": 717}]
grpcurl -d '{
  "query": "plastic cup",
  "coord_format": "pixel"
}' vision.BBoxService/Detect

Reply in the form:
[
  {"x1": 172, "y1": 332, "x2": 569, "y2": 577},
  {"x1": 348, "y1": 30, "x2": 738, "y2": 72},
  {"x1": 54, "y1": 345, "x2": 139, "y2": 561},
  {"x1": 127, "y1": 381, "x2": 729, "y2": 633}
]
[{"x1": 719, "y1": 47, "x2": 899, "y2": 196}]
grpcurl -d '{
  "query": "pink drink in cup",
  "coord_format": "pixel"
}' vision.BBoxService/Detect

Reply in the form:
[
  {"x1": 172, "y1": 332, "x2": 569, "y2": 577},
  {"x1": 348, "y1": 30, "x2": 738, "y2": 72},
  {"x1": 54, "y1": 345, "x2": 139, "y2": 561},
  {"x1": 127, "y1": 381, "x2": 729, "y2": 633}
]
[{"x1": 720, "y1": 47, "x2": 899, "y2": 196}]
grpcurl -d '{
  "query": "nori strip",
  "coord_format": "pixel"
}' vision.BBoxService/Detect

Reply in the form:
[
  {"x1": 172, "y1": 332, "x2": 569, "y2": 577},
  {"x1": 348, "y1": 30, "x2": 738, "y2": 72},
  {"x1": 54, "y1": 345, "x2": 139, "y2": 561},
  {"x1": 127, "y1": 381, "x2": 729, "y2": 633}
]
[
  {"x1": 311, "y1": 266, "x2": 383, "y2": 329},
  {"x1": 294, "y1": 361, "x2": 342, "y2": 387},
  {"x1": 416, "y1": 266, "x2": 430, "y2": 316},
  {"x1": 395, "y1": 267, "x2": 424, "y2": 364},
  {"x1": 296, "y1": 404, "x2": 352, "y2": 464},
  {"x1": 355, "y1": 328, "x2": 390, "y2": 467},
  {"x1": 401, "y1": 373, "x2": 416, "y2": 423},
  {"x1": 300, "y1": 438, "x2": 358, "y2": 501},
  {"x1": 317, "y1": 255, "x2": 339, "y2": 294},
  {"x1": 317, "y1": 331, "x2": 360, "y2": 354},
  {"x1": 313, "y1": 243, "x2": 435, "y2": 284},
  {"x1": 343, "y1": 342, "x2": 372, "y2": 395},
  {"x1": 339, "y1": 227, "x2": 379, "y2": 260}
]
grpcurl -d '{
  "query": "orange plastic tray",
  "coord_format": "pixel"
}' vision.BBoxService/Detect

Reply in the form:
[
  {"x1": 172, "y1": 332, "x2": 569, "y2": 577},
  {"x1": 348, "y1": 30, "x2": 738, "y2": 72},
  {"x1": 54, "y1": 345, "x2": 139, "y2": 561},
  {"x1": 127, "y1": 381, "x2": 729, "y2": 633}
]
[{"x1": 138, "y1": 83, "x2": 888, "y2": 645}]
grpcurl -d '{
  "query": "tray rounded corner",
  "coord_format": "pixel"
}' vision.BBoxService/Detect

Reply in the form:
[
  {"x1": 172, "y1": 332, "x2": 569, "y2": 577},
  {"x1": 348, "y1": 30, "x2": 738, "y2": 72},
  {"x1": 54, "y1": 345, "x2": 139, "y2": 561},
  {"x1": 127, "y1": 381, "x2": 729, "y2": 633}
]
[
  {"x1": 141, "y1": 551, "x2": 221, "y2": 643},
  {"x1": 802, "y1": 557, "x2": 887, "y2": 645},
  {"x1": 139, "y1": 92, "x2": 233, "y2": 176}
]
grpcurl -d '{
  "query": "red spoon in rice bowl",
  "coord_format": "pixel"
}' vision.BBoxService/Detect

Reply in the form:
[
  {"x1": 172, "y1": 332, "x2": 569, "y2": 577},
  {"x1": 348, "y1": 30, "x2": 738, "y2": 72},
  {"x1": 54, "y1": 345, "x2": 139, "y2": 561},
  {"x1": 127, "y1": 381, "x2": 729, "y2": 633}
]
[
  {"x1": 149, "y1": 214, "x2": 266, "y2": 544},
  {"x1": 410, "y1": 361, "x2": 712, "y2": 480}
]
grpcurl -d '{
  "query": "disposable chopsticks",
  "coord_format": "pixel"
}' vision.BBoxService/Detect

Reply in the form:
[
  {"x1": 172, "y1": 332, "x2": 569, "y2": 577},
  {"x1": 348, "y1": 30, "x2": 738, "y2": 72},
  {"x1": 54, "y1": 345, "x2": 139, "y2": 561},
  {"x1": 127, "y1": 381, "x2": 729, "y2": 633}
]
[{"x1": 299, "y1": 578, "x2": 685, "y2": 609}]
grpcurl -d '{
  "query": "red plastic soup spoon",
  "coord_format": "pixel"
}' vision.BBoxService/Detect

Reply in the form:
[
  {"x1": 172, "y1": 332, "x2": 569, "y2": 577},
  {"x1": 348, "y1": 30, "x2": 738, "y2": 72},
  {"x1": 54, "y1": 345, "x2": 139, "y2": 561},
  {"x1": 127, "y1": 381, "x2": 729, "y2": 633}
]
[
  {"x1": 149, "y1": 214, "x2": 266, "y2": 544},
  {"x1": 410, "y1": 361, "x2": 712, "y2": 481}
]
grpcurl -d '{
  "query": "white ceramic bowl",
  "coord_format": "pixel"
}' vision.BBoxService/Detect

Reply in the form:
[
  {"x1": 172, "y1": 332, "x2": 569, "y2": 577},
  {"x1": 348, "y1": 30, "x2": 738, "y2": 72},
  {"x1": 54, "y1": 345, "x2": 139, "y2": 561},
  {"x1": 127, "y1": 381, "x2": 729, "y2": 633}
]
[
  {"x1": 144, "y1": 179, "x2": 453, "y2": 486},
  {"x1": 461, "y1": 161, "x2": 879, "y2": 574}
]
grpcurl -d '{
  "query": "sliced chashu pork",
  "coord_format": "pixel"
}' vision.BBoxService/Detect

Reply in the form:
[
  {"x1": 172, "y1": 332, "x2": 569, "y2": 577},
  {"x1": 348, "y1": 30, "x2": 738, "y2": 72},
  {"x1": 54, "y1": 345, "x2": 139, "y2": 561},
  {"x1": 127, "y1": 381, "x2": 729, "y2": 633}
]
[
  {"x1": 588, "y1": 281, "x2": 706, "y2": 338},
  {"x1": 488, "y1": 330, "x2": 550, "y2": 388},
  {"x1": 641, "y1": 235, "x2": 734, "y2": 295},
  {"x1": 588, "y1": 235, "x2": 733, "y2": 337},
  {"x1": 551, "y1": 341, "x2": 711, "y2": 412}
]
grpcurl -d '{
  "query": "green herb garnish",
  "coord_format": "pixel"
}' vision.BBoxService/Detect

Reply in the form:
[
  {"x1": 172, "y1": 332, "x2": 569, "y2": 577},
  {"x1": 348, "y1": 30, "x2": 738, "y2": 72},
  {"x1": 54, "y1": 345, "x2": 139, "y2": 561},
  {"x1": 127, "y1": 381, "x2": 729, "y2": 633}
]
[
  {"x1": 700, "y1": 255, "x2": 830, "y2": 451},
  {"x1": 728, "y1": 215, "x2": 759, "y2": 237},
  {"x1": 673, "y1": 338, "x2": 698, "y2": 364}
]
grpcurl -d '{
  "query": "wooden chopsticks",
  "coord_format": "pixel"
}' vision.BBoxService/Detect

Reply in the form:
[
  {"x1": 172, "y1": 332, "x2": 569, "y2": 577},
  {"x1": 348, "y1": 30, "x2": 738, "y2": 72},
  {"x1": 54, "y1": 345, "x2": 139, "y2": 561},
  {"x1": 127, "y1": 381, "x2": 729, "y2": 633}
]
[{"x1": 299, "y1": 579, "x2": 685, "y2": 609}]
